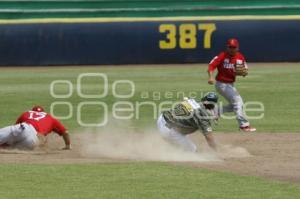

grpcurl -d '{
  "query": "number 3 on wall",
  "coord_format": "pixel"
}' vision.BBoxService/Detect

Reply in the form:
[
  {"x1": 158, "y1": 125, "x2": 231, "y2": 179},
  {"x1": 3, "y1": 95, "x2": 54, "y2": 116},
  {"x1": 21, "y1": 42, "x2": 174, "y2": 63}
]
[
  {"x1": 159, "y1": 24, "x2": 177, "y2": 49},
  {"x1": 159, "y1": 23, "x2": 216, "y2": 49}
]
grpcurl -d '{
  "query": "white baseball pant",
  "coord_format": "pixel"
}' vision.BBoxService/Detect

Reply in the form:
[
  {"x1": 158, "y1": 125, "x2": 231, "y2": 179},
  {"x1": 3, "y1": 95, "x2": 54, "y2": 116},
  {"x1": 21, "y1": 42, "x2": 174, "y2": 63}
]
[
  {"x1": 215, "y1": 81, "x2": 250, "y2": 127},
  {"x1": 0, "y1": 123, "x2": 39, "y2": 149},
  {"x1": 157, "y1": 114, "x2": 197, "y2": 152}
]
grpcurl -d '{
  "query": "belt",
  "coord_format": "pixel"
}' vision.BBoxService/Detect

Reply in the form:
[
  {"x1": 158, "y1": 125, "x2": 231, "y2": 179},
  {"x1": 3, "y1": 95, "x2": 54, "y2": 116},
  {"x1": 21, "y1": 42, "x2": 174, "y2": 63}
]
[{"x1": 20, "y1": 123, "x2": 25, "y2": 130}]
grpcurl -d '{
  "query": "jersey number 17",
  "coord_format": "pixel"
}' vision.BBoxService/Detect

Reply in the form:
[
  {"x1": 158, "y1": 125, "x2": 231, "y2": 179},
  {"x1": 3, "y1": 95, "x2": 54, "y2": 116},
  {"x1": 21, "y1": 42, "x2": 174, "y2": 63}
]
[{"x1": 29, "y1": 111, "x2": 46, "y2": 121}]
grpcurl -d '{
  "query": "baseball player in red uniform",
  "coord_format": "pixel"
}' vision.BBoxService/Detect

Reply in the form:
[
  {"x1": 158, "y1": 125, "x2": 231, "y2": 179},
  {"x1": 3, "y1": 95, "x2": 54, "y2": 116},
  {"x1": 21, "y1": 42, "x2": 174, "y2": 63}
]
[
  {"x1": 0, "y1": 106, "x2": 71, "y2": 150},
  {"x1": 207, "y1": 38, "x2": 256, "y2": 132}
]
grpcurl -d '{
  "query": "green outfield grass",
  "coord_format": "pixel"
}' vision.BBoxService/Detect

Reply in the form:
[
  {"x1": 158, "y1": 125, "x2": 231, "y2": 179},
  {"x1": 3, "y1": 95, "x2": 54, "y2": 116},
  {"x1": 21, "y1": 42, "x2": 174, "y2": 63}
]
[
  {"x1": 0, "y1": 163, "x2": 300, "y2": 199},
  {"x1": 0, "y1": 64, "x2": 300, "y2": 198}
]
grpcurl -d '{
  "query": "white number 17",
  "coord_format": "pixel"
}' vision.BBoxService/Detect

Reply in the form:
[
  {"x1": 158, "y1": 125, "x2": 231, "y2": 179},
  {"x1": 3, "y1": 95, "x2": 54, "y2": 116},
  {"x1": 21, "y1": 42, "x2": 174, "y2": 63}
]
[{"x1": 29, "y1": 111, "x2": 46, "y2": 121}]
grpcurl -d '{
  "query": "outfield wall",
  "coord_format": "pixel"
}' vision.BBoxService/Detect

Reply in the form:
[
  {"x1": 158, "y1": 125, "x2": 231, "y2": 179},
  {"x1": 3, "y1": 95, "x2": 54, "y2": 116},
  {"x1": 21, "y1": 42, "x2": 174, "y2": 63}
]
[{"x1": 0, "y1": 17, "x2": 299, "y2": 66}]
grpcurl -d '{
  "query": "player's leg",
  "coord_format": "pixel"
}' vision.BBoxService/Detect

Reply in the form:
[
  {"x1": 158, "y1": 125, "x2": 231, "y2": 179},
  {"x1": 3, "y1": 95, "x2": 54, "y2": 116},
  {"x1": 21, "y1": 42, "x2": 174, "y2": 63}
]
[
  {"x1": 14, "y1": 137, "x2": 36, "y2": 150},
  {"x1": 215, "y1": 81, "x2": 234, "y2": 113},
  {"x1": 221, "y1": 83, "x2": 251, "y2": 127},
  {"x1": 167, "y1": 130, "x2": 197, "y2": 152},
  {"x1": 215, "y1": 81, "x2": 254, "y2": 130},
  {"x1": 157, "y1": 114, "x2": 170, "y2": 135},
  {"x1": 231, "y1": 91, "x2": 250, "y2": 127},
  {"x1": 0, "y1": 126, "x2": 14, "y2": 145},
  {"x1": 157, "y1": 115, "x2": 197, "y2": 152},
  {"x1": 0, "y1": 124, "x2": 26, "y2": 146},
  {"x1": 0, "y1": 123, "x2": 38, "y2": 149},
  {"x1": 227, "y1": 85, "x2": 250, "y2": 127},
  {"x1": 14, "y1": 124, "x2": 38, "y2": 150}
]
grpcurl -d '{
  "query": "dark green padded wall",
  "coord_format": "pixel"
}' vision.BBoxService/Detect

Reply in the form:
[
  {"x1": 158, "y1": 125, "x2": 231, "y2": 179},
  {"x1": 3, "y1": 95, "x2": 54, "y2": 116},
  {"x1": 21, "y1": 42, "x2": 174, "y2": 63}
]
[{"x1": 0, "y1": 0, "x2": 300, "y2": 19}]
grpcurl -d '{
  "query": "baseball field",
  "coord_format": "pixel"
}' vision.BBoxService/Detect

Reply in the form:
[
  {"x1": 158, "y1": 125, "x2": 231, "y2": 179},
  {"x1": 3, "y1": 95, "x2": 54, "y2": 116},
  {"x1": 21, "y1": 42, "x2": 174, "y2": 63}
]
[{"x1": 0, "y1": 63, "x2": 300, "y2": 198}]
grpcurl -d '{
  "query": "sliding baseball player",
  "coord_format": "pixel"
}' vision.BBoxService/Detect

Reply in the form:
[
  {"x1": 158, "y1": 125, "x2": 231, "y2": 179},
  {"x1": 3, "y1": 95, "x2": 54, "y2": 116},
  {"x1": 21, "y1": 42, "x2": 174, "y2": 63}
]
[
  {"x1": 157, "y1": 92, "x2": 219, "y2": 152},
  {"x1": 0, "y1": 106, "x2": 71, "y2": 150}
]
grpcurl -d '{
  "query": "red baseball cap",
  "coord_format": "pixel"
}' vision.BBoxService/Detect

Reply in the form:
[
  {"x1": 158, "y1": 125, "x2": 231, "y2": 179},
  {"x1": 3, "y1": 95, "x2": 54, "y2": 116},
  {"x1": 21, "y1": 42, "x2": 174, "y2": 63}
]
[
  {"x1": 227, "y1": 38, "x2": 239, "y2": 48},
  {"x1": 32, "y1": 105, "x2": 44, "y2": 112}
]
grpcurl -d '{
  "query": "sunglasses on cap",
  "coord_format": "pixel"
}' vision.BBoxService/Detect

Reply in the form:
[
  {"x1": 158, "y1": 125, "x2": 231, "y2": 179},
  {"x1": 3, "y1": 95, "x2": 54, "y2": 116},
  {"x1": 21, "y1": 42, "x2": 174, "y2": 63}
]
[{"x1": 228, "y1": 46, "x2": 238, "y2": 49}]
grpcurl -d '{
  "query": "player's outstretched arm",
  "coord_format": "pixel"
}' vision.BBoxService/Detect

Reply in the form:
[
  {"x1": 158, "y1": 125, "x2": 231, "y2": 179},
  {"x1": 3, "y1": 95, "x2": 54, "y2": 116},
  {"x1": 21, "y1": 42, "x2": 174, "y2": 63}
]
[
  {"x1": 61, "y1": 132, "x2": 71, "y2": 150},
  {"x1": 194, "y1": 110, "x2": 217, "y2": 150},
  {"x1": 207, "y1": 54, "x2": 221, "y2": 85},
  {"x1": 204, "y1": 133, "x2": 217, "y2": 150},
  {"x1": 207, "y1": 71, "x2": 215, "y2": 85}
]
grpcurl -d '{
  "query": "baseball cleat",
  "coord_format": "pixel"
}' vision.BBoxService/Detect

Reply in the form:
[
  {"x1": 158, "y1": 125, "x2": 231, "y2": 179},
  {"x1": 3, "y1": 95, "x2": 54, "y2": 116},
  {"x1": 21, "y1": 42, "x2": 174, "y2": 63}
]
[{"x1": 240, "y1": 126, "x2": 256, "y2": 132}]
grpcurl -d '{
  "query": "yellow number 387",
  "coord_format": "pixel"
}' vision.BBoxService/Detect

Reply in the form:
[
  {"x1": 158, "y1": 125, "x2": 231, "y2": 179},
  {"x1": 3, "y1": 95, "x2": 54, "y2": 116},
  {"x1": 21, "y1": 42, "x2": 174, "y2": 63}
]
[{"x1": 159, "y1": 23, "x2": 216, "y2": 50}]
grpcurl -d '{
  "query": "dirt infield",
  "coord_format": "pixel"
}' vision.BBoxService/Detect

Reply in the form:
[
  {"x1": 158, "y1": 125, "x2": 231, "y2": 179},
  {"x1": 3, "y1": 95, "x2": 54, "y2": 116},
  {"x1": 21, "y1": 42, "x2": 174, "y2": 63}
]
[
  {"x1": 1, "y1": 132, "x2": 300, "y2": 183},
  {"x1": 190, "y1": 133, "x2": 300, "y2": 183}
]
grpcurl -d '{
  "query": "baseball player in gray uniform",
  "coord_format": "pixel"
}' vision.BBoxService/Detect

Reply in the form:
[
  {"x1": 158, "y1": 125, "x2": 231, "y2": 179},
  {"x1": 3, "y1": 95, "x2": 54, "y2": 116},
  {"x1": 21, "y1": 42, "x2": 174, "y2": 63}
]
[{"x1": 157, "y1": 92, "x2": 219, "y2": 152}]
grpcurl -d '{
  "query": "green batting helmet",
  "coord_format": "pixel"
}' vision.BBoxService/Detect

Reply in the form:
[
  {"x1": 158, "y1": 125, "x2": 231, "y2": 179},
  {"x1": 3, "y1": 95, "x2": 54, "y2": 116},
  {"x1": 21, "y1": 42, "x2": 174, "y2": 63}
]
[{"x1": 201, "y1": 92, "x2": 218, "y2": 103}]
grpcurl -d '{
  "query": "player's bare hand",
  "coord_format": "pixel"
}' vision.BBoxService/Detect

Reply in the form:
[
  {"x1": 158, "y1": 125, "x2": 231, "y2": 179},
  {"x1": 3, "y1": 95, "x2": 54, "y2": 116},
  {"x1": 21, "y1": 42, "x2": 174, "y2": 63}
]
[
  {"x1": 208, "y1": 78, "x2": 215, "y2": 85},
  {"x1": 62, "y1": 145, "x2": 71, "y2": 150}
]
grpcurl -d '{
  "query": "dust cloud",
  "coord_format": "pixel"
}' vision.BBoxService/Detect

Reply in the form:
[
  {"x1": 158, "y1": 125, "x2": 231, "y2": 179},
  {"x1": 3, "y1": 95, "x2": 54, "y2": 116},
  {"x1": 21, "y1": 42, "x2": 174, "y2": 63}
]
[{"x1": 78, "y1": 122, "x2": 251, "y2": 162}]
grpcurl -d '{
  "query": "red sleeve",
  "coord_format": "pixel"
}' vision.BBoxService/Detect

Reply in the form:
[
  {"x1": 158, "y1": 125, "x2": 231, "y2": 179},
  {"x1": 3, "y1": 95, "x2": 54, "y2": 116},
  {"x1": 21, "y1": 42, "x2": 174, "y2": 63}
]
[
  {"x1": 208, "y1": 52, "x2": 224, "y2": 72},
  {"x1": 15, "y1": 112, "x2": 25, "y2": 124},
  {"x1": 52, "y1": 117, "x2": 67, "y2": 135}
]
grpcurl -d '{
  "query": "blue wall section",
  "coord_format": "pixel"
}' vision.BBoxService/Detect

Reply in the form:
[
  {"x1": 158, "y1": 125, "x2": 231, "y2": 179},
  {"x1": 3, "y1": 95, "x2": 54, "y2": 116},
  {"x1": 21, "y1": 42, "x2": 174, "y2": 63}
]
[{"x1": 0, "y1": 20, "x2": 299, "y2": 66}]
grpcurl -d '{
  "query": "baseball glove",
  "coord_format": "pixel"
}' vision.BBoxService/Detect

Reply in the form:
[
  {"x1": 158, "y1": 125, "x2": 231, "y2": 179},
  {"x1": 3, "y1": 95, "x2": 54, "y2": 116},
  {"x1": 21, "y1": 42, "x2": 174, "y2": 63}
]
[{"x1": 235, "y1": 64, "x2": 248, "y2": 76}]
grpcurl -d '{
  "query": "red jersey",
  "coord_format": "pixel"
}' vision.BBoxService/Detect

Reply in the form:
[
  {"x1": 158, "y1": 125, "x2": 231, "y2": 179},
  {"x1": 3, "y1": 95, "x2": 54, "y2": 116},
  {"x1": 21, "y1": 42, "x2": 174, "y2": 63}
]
[
  {"x1": 208, "y1": 51, "x2": 247, "y2": 83},
  {"x1": 16, "y1": 111, "x2": 67, "y2": 136}
]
